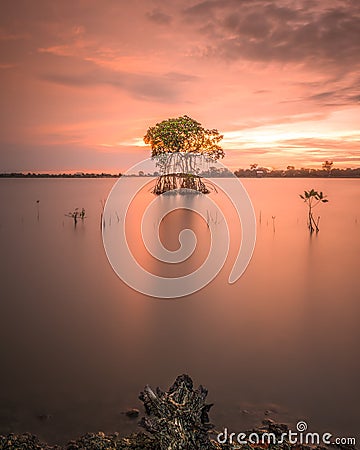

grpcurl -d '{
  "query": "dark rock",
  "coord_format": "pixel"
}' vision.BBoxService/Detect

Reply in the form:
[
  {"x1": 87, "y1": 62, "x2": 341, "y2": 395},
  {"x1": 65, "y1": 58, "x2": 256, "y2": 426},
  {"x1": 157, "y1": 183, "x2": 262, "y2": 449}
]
[
  {"x1": 37, "y1": 413, "x2": 53, "y2": 421},
  {"x1": 262, "y1": 418, "x2": 275, "y2": 426},
  {"x1": 0, "y1": 432, "x2": 58, "y2": 449},
  {"x1": 262, "y1": 418, "x2": 289, "y2": 436},
  {"x1": 125, "y1": 408, "x2": 140, "y2": 418}
]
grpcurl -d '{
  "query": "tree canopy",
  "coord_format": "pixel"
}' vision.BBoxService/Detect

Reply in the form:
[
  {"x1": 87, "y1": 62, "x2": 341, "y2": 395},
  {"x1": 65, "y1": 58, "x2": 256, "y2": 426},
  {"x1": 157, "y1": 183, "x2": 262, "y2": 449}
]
[
  {"x1": 143, "y1": 115, "x2": 224, "y2": 160},
  {"x1": 322, "y1": 160, "x2": 333, "y2": 172}
]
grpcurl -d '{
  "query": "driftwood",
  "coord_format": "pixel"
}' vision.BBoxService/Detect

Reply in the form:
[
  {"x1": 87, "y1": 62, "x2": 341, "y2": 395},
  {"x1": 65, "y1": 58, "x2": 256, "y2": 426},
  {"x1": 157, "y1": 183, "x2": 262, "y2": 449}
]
[
  {"x1": 139, "y1": 374, "x2": 221, "y2": 450},
  {"x1": 153, "y1": 173, "x2": 210, "y2": 195}
]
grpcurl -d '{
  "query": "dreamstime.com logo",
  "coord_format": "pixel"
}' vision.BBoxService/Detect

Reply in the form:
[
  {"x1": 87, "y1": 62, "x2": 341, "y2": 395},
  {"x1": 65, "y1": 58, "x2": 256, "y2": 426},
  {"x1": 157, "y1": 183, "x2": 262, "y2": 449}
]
[
  {"x1": 217, "y1": 421, "x2": 356, "y2": 446},
  {"x1": 102, "y1": 155, "x2": 256, "y2": 299}
]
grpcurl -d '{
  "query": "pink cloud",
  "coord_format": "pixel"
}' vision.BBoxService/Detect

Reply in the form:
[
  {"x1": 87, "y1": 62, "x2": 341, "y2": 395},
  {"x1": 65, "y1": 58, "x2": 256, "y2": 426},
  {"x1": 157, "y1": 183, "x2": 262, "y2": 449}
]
[{"x1": 0, "y1": 0, "x2": 359, "y2": 171}]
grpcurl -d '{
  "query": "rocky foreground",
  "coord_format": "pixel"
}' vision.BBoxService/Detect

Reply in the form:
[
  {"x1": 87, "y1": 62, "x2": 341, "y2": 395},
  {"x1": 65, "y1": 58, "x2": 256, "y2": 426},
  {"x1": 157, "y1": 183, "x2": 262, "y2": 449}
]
[{"x1": 0, "y1": 375, "x2": 357, "y2": 450}]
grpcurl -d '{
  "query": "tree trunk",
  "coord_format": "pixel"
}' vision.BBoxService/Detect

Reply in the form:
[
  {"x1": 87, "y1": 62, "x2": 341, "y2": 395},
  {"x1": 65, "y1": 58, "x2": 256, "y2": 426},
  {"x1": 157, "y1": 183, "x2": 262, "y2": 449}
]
[
  {"x1": 153, "y1": 173, "x2": 210, "y2": 195},
  {"x1": 139, "y1": 374, "x2": 220, "y2": 450}
]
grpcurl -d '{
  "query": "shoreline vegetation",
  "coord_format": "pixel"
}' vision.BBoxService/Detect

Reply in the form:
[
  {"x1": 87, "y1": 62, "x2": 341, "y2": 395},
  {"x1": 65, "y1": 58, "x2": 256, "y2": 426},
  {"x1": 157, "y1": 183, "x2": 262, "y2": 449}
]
[
  {"x1": 1, "y1": 166, "x2": 360, "y2": 179},
  {"x1": 0, "y1": 374, "x2": 355, "y2": 450}
]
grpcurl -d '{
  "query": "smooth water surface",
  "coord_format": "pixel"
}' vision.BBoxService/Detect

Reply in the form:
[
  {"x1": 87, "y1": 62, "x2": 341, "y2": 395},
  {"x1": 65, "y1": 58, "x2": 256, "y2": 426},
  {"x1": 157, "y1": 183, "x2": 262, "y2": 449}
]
[{"x1": 0, "y1": 178, "x2": 359, "y2": 444}]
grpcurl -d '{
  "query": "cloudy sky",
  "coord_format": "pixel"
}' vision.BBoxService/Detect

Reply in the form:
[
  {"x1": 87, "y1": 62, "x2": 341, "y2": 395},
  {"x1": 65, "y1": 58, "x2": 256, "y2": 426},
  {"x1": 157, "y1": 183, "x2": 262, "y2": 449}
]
[{"x1": 0, "y1": 0, "x2": 359, "y2": 172}]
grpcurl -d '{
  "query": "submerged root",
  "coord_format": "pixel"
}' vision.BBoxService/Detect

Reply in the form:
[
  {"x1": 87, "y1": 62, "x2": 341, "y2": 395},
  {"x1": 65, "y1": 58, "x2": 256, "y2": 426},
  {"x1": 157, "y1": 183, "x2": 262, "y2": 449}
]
[{"x1": 153, "y1": 174, "x2": 210, "y2": 195}]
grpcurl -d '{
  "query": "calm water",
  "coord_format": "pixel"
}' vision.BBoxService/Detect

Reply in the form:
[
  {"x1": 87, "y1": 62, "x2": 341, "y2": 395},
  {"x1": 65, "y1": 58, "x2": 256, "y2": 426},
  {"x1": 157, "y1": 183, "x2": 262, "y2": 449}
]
[{"x1": 0, "y1": 178, "x2": 359, "y2": 445}]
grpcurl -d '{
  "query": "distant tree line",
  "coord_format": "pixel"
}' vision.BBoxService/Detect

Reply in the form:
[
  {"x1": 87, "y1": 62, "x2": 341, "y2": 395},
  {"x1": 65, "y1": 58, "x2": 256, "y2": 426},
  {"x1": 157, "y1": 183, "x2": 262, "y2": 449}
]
[
  {"x1": 0, "y1": 172, "x2": 122, "y2": 178},
  {"x1": 233, "y1": 163, "x2": 360, "y2": 178},
  {"x1": 1, "y1": 162, "x2": 360, "y2": 178},
  {"x1": 133, "y1": 165, "x2": 360, "y2": 178}
]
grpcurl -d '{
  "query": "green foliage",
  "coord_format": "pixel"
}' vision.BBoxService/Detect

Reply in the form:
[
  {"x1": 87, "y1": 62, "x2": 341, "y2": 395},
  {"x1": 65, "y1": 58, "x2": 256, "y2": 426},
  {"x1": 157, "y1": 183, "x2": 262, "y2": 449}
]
[
  {"x1": 143, "y1": 115, "x2": 224, "y2": 160},
  {"x1": 299, "y1": 189, "x2": 328, "y2": 233},
  {"x1": 299, "y1": 189, "x2": 328, "y2": 203}
]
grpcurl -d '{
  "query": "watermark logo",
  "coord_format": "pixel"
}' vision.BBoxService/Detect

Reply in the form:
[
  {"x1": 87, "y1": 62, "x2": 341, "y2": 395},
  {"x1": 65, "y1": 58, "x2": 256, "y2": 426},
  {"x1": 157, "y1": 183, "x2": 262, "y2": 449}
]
[
  {"x1": 102, "y1": 155, "x2": 256, "y2": 299},
  {"x1": 217, "y1": 420, "x2": 356, "y2": 446},
  {"x1": 296, "y1": 420, "x2": 308, "y2": 432}
]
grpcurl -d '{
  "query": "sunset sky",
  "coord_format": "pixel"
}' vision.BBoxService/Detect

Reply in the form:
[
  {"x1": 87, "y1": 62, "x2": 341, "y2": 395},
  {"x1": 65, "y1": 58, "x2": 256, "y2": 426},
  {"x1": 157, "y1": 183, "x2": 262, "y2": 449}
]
[{"x1": 0, "y1": 0, "x2": 359, "y2": 172}]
